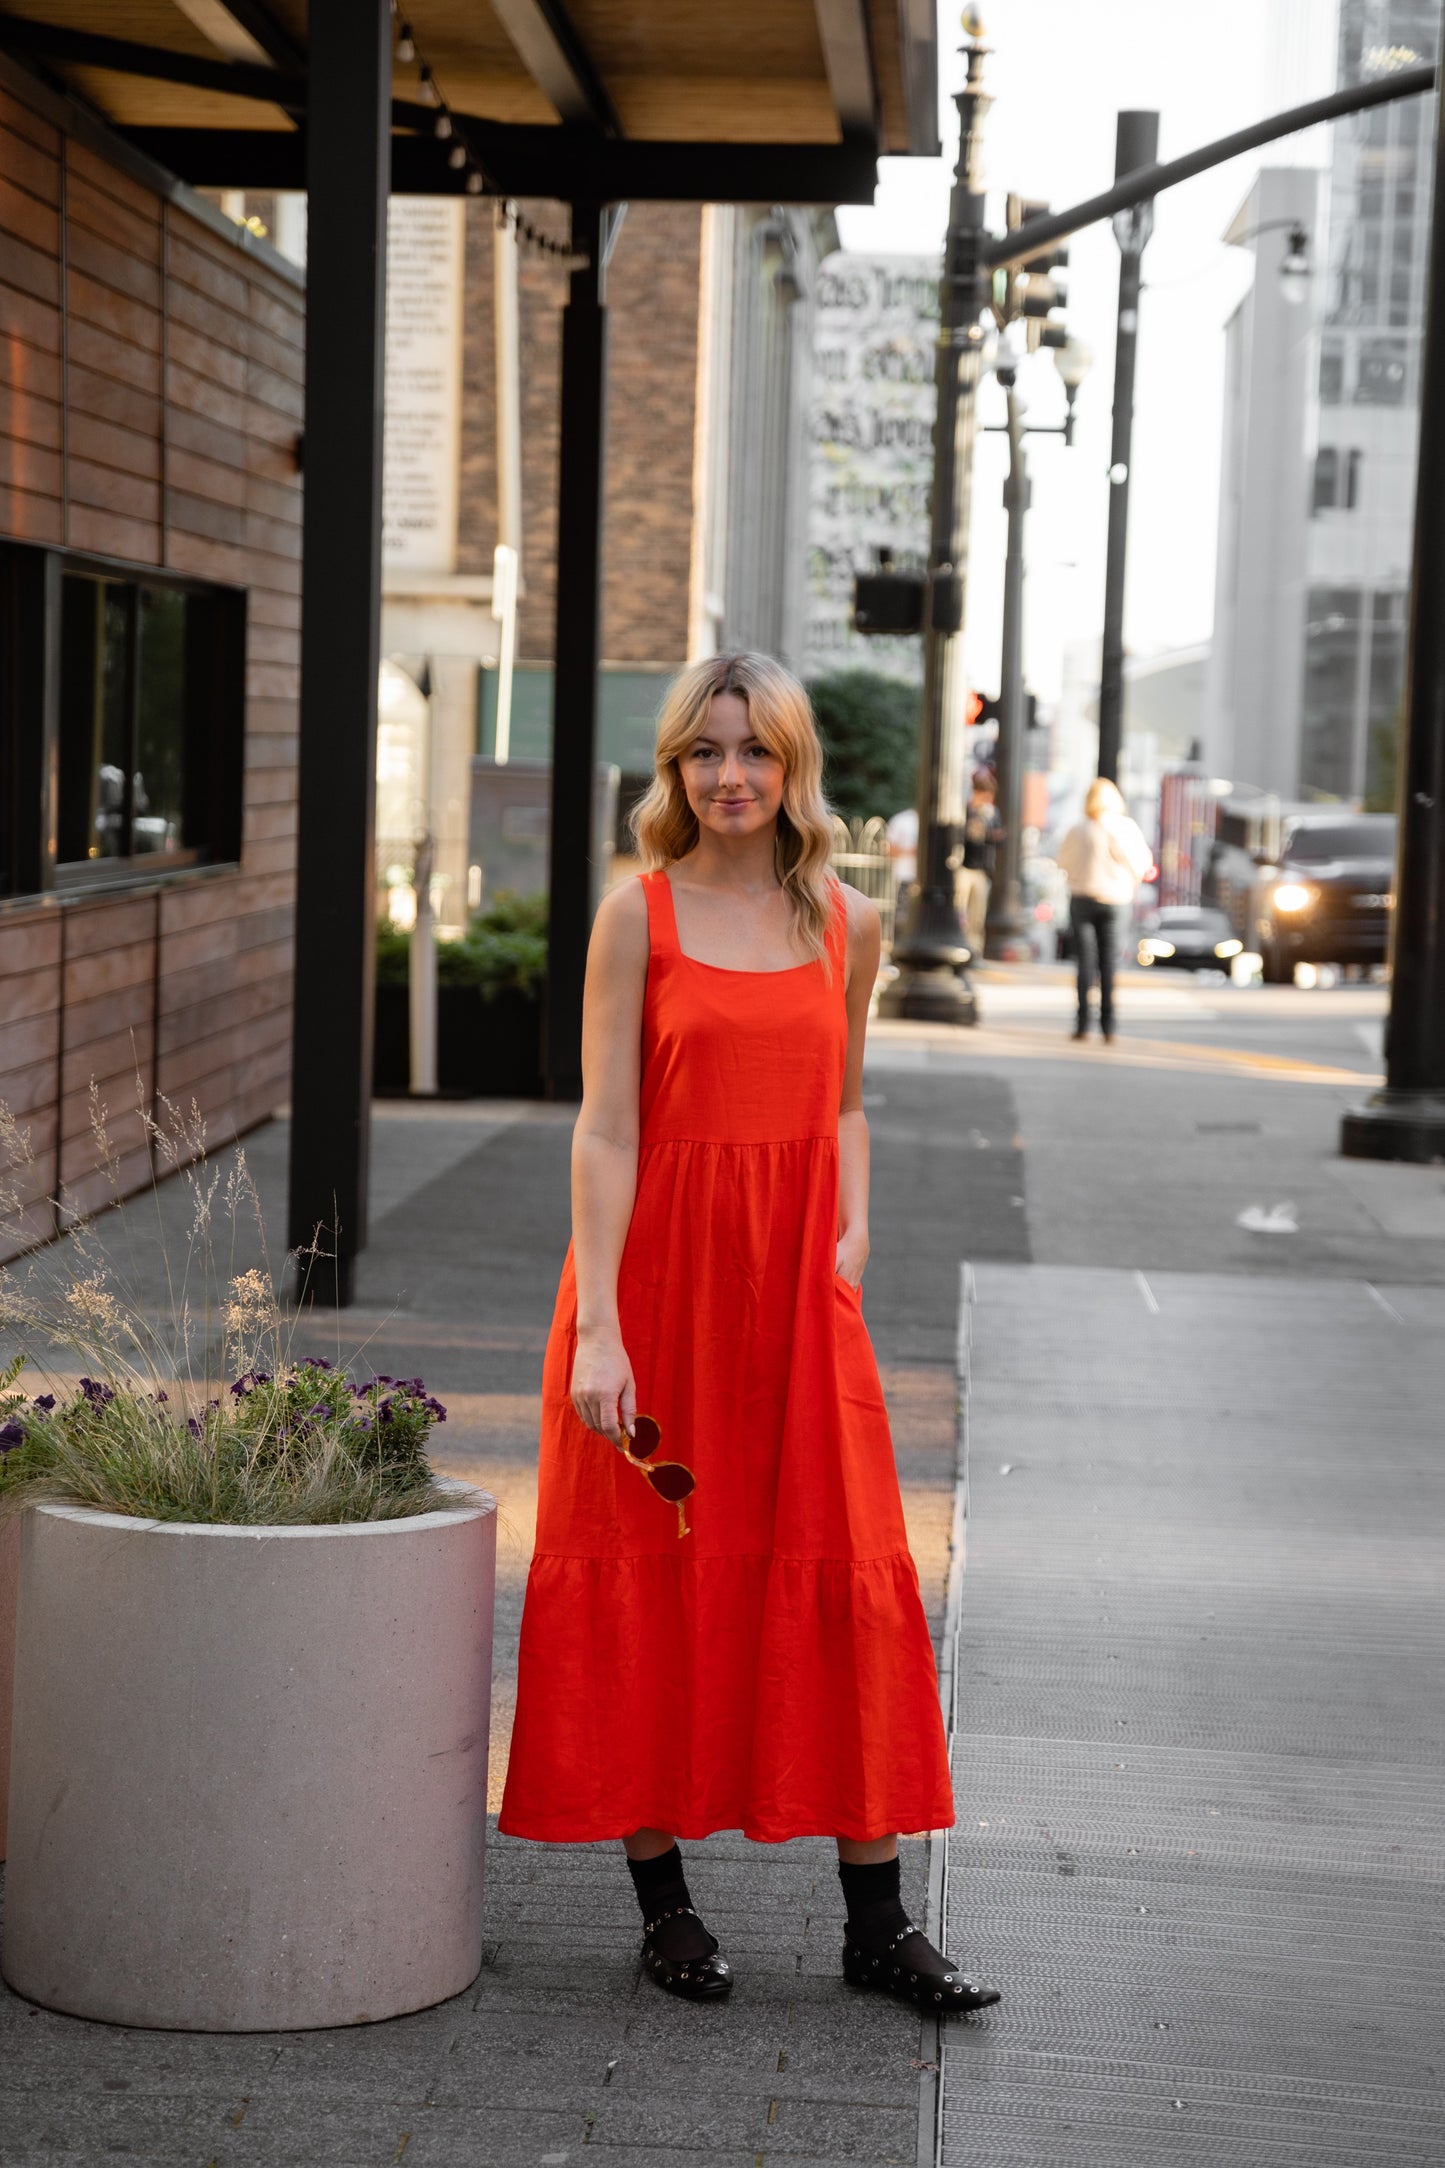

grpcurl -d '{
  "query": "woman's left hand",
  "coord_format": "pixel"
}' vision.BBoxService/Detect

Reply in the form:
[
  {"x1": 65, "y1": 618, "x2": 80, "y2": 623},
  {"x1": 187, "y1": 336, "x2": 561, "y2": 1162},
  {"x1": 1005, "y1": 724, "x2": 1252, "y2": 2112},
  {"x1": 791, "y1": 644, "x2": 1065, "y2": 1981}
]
[{"x1": 835, "y1": 1230, "x2": 869, "y2": 1290}]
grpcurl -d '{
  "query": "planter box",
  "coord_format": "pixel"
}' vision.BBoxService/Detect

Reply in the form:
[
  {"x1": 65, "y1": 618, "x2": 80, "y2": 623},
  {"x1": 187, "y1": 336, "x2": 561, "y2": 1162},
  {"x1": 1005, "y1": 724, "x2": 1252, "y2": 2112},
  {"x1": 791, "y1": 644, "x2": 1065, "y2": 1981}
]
[
  {"x1": 0, "y1": 1514, "x2": 17, "y2": 1863},
  {"x1": 2, "y1": 1486, "x2": 496, "y2": 2031},
  {"x1": 374, "y1": 980, "x2": 542, "y2": 1098}
]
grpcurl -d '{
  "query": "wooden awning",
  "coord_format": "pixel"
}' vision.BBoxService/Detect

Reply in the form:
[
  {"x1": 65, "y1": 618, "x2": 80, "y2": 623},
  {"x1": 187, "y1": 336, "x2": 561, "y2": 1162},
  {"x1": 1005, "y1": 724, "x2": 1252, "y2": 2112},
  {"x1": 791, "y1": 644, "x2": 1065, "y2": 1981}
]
[{"x1": 0, "y1": 0, "x2": 940, "y2": 199}]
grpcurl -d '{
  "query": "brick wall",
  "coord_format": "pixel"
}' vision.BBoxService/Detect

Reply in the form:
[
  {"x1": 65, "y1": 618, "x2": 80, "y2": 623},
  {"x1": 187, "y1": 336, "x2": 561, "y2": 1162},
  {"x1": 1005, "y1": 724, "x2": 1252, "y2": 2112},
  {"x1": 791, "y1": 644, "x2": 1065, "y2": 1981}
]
[
  {"x1": 0, "y1": 74, "x2": 301, "y2": 1256},
  {"x1": 457, "y1": 199, "x2": 702, "y2": 668}
]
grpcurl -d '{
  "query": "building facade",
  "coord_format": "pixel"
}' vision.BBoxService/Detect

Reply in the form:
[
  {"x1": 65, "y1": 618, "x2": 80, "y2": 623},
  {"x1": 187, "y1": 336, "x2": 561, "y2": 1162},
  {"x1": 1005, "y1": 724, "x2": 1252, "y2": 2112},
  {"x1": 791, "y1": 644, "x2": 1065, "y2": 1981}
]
[
  {"x1": 805, "y1": 250, "x2": 938, "y2": 684},
  {"x1": 0, "y1": 64, "x2": 301, "y2": 1260},
  {"x1": 1206, "y1": 1, "x2": 1439, "y2": 803}
]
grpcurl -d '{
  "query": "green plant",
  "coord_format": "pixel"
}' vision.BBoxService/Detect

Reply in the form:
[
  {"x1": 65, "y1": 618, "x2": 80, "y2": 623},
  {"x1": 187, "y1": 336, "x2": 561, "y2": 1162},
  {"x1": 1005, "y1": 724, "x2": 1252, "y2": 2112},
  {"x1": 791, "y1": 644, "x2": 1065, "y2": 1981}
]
[
  {"x1": 807, "y1": 670, "x2": 920, "y2": 822},
  {"x1": 0, "y1": 1094, "x2": 450, "y2": 1527},
  {"x1": 376, "y1": 890, "x2": 548, "y2": 1000}
]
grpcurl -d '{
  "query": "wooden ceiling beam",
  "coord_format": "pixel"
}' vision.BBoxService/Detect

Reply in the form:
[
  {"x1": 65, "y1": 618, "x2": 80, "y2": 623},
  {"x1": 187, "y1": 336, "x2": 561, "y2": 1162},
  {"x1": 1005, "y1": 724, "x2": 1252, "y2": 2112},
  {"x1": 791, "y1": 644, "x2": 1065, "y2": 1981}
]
[
  {"x1": 0, "y1": 19, "x2": 304, "y2": 111},
  {"x1": 813, "y1": 0, "x2": 877, "y2": 141},
  {"x1": 118, "y1": 122, "x2": 881, "y2": 204},
  {"x1": 486, "y1": 0, "x2": 622, "y2": 138}
]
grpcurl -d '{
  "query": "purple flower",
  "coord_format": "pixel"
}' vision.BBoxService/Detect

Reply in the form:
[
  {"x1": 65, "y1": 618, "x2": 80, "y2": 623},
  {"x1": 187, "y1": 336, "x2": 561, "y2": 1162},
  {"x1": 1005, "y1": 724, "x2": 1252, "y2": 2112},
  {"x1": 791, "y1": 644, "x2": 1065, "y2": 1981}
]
[
  {"x1": 78, "y1": 1377, "x2": 115, "y2": 1408},
  {"x1": 300, "y1": 1356, "x2": 334, "y2": 1372},
  {"x1": 307, "y1": 1403, "x2": 333, "y2": 1421},
  {"x1": 0, "y1": 1418, "x2": 26, "y2": 1451},
  {"x1": 187, "y1": 1417, "x2": 203, "y2": 1439},
  {"x1": 32, "y1": 1393, "x2": 55, "y2": 1413},
  {"x1": 154, "y1": 1390, "x2": 168, "y2": 1404}
]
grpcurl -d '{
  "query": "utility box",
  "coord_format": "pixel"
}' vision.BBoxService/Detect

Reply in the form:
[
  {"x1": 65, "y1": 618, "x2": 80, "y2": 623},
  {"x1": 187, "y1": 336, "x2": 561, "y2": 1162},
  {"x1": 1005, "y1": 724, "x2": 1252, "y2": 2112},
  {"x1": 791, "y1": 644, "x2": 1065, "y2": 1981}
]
[{"x1": 469, "y1": 757, "x2": 620, "y2": 903}]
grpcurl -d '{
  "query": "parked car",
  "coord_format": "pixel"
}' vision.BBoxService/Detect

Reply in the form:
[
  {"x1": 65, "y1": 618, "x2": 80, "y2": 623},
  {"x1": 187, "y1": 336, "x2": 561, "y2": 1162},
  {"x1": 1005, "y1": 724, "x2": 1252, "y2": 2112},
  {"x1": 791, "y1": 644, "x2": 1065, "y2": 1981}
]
[
  {"x1": 1137, "y1": 905, "x2": 1246, "y2": 973},
  {"x1": 1249, "y1": 814, "x2": 1396, "y2": 982}
]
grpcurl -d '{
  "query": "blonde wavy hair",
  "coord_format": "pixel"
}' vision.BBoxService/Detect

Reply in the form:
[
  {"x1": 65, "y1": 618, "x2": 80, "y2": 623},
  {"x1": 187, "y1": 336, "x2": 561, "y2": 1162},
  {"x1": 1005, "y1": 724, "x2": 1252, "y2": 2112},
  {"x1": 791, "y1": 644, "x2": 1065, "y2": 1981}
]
[{"x1": 629, "y1": 651, "x2": 837, "y2": 967}]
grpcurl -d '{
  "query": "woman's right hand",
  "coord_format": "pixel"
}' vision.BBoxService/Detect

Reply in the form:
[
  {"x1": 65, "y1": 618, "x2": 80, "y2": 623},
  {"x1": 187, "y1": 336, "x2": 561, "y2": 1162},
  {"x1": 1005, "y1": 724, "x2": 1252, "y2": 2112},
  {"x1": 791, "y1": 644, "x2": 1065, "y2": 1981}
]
[{"x1": 570, "y1": 1325, "x2": 637, "y2": 1441}]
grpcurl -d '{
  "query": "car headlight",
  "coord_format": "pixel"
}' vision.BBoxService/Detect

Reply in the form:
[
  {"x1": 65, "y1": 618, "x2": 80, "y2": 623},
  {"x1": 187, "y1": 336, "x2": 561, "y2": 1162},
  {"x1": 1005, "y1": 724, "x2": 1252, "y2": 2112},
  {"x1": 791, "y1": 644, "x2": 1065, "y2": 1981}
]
[
  {"x1": 1139, "y1": 938, "x2": 1175, "y2": 958},
  {"x1": 1214, "y1": 938, "x2": 1243, "y2": 958},
  {"x1": 1272, "y1": 882, "x2": 1315, "y2": 914}
]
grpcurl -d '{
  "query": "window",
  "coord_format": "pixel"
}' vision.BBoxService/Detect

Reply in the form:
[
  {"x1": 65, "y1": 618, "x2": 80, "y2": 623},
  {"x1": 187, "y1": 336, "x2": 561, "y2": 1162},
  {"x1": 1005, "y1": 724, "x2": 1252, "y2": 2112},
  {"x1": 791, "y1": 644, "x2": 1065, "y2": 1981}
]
[
  {"x1": 1356, "y1": 339, "x2": 1409, "y2": 404},
  {"x1": 1312, "y1": 447, "x2": 1339, "y2": 513},
  {"x1": 1311, "y1": 447, "x2": 1361, "y2": 513},
  {"x1": 1318, "y1": 343, "x2": 1345, "y2": 404},
  {"x1": 0, "y1": 544, "x2": 245, "y2": 900}
]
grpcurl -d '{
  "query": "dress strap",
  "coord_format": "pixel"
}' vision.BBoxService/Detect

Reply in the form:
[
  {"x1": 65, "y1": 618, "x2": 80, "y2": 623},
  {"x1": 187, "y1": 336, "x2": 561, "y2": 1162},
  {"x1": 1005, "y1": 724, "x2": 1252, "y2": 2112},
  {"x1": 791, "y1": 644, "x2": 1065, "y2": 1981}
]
[
  {"x1": 642, "y1": 868, "x2": 680, "y2": 958},
  {"x1": 825, "y1": 876, "x2": 850, "y2": 981}
]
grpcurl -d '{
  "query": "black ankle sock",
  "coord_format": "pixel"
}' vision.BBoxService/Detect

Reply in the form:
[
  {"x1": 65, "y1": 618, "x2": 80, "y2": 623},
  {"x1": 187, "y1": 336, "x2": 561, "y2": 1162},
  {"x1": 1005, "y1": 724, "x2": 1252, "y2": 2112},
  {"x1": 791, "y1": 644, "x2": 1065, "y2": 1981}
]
[
  {"x1": 838, "y1": 1856, "x2": 908, "y2": 1941},
  {"x1": 626, "y1": 1845, "x2": 715, "y2": 1962},
  {"x1": 838, "y1": 1856, "x2": 955, "y2": 1981}
]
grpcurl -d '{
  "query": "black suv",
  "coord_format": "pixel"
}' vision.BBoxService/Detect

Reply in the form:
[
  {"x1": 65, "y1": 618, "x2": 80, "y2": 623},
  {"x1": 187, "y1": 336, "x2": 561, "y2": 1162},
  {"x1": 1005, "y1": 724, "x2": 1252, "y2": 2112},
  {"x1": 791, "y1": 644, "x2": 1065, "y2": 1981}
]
[{"x1": 1251, "y1": 814, "x2": 1396, "y2": 982}]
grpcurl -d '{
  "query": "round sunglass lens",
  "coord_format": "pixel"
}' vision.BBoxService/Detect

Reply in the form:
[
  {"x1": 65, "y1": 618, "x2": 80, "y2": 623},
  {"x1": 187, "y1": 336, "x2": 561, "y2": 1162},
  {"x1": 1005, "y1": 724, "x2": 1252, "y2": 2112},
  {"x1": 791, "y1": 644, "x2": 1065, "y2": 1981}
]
[
  {"x1": 631, "y1": 1415, "x2": 663, "y2": 1459},
  {"x1": 648, "y1": 1463, "x2": 695, "y2": 1503}
]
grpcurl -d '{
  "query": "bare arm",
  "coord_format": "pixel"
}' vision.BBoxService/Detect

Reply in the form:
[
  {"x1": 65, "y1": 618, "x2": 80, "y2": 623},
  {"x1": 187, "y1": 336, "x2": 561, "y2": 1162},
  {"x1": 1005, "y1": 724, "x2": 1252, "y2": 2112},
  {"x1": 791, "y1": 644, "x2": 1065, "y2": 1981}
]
[
  {"x1": 836, "y1": 885, "x2": 881, "y2": 1287},
  {"x1": 569, "y1": 878, "x2": 649, "y2": 1439}
]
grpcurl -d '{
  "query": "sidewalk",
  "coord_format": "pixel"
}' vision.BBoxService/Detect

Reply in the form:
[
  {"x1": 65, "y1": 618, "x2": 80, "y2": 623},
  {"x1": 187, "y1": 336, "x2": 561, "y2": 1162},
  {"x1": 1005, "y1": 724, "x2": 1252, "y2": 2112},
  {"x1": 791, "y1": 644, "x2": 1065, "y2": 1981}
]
[
  {"x1": 0, "y1": 1074, "x2": 986, "y2": 2168},
  {"x1": 3, "y1": 999, "x2": 1444, "y2": 2164}
]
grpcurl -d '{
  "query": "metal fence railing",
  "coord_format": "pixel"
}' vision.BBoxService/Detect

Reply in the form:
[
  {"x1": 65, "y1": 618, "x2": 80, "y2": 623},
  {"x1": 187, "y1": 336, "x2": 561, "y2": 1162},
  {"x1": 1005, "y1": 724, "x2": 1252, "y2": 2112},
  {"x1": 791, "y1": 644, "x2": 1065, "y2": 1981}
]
[{"x1": 828, "y1": 814, "x2": 896, "y2": 950}]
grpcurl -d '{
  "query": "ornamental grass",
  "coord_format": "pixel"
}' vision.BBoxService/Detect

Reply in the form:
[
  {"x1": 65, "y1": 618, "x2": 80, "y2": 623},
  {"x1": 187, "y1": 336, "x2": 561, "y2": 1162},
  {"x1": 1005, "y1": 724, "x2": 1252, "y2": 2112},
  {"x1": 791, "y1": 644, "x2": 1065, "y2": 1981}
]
[{"x1": 0, "y1": 1088, "x2": 450, "y2": 1527}]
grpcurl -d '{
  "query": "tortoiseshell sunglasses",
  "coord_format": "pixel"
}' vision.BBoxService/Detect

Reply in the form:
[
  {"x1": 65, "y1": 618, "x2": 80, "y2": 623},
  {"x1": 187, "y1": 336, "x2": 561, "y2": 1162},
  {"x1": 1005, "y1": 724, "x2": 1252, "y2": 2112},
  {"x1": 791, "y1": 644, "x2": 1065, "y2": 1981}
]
[{"x1": 617, "y1": 1413, "x2": 695, "y2": 1538}]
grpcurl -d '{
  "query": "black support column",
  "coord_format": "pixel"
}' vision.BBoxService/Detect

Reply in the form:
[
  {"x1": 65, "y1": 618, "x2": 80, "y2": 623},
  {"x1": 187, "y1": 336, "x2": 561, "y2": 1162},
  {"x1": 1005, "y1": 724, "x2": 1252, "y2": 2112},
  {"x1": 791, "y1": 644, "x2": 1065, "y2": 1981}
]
[
  {"x1": 1096, "y1": 109, "x2": 1158, "y2": 786},
  {"x1": 1341, "y1": 69, "x2": 1445, "y2": 1163},
  {"x1": 286, "y1": 0, "x2": 391, "y2": 1304},
  {"x1": 543, "y1": 198, "x2": 610, "y2": 1101}
]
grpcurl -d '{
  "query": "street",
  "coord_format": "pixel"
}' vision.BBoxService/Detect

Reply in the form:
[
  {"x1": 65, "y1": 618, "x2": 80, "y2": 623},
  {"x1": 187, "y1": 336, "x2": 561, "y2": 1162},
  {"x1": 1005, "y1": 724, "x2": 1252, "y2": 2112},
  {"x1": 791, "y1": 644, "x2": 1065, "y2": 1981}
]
[{"x1": 3, "y1": 984, "x2": 1442, "y2": 2166}]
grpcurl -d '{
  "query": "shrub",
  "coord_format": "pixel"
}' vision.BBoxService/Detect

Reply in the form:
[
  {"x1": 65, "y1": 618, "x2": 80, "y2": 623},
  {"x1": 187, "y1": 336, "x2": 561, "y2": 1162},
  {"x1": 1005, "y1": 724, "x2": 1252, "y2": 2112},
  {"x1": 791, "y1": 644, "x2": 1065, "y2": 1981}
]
[
  {"x1": 377, "y1": 889, "x2": 548, "y2": 1000},
  {"x1": 807, "y1": 669, "x2": 920, "y2": 822},
  {"x1": 0, "y1": 1097, "x2": 450, "y2": 1527}
]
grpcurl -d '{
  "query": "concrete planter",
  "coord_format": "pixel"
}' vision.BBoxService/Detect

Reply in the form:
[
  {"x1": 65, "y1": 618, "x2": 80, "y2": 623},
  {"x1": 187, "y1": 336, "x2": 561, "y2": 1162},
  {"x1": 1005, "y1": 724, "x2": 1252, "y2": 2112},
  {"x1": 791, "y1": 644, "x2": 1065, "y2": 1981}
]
[
  {"x1": 2, "y1": 1486, "x2": 496, "y2": 2031},
  {"x1": 0, "y1": 1512, "x2": 18, "y2": 1863}
]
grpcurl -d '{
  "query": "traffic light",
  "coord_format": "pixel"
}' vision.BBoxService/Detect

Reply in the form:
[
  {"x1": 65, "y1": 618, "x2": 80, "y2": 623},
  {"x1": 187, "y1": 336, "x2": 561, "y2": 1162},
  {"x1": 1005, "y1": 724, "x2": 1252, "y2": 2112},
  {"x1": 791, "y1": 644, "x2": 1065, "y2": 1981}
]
[
  {"x1": 852, "y1": 564, "x2": 925, "y2": 635},
  {"x1": 995, "y1": 194, "x2": 1069, "y2": 353}
]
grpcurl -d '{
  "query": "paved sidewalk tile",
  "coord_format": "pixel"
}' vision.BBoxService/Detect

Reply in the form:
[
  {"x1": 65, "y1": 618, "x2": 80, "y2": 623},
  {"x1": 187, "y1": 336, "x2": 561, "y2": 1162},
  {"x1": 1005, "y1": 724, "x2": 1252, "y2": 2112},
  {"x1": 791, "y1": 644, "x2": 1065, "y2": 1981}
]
[{"x1": 940, "y1": 1262, "x2": 1445, "y2": 2168}]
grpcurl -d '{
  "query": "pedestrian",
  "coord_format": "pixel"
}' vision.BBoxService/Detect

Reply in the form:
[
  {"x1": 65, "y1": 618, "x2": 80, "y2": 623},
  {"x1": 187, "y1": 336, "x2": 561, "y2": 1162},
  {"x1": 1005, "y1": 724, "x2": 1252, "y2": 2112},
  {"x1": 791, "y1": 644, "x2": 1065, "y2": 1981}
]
[
  {"x1": 499, "y1": 651, "x2": 999, "y2": 2018},
  {"x1": 1054, "y1": 776, "x2": 1154, "y2": 1043},
  {"x1": 886, "y1": 801, "x2": 918, "y2": 919},
  {"x1": 955, "y1": 774, "x2": 999, "y2": 957}
]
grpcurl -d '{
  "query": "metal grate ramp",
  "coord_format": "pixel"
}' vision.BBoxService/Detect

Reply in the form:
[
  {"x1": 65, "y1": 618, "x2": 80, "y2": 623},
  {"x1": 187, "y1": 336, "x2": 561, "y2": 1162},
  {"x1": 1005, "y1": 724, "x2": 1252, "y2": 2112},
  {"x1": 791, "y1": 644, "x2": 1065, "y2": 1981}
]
[{"x1": 939, "y1": 1265, "x2": 1445, "y2": 2167}]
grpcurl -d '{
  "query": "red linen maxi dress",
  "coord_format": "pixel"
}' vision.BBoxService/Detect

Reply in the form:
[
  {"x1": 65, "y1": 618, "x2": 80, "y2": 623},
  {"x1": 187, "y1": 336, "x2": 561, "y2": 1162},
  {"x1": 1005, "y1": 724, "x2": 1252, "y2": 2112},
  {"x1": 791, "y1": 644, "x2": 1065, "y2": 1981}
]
[{"x1": 498, "y1": 869, "x2": 955, "y2": 1844}]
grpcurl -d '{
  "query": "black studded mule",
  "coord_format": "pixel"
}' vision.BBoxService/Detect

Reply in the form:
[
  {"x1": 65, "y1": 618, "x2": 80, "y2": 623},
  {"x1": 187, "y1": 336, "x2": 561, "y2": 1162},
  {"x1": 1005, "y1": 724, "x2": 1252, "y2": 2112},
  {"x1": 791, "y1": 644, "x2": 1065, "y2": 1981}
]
[
  {"x1": 843, "y1": 1922, "x2": 1000, "y2": 2014},
  {"x1": 642, "y1": 1905, "x2": 733, "y2": 2000}
]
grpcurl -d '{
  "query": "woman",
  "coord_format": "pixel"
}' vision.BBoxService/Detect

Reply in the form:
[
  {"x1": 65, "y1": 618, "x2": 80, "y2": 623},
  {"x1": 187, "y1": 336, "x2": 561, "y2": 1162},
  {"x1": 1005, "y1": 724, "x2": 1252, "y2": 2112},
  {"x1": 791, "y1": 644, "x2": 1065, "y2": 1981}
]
[
  {"x1": 1054, "y1": 776, "x2": 1154, "y2": 1043},
  {"x1": 499, "y1": 653, "x2": 999, "y2": 2017}
]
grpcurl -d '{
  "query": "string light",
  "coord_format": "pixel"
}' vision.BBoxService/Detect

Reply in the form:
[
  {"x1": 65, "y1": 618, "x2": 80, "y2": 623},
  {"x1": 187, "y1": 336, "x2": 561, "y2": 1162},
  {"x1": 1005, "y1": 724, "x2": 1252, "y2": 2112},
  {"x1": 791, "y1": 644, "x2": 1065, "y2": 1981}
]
[{"x1": 388, "y1": 7, "x2": 588, "y2": 263}]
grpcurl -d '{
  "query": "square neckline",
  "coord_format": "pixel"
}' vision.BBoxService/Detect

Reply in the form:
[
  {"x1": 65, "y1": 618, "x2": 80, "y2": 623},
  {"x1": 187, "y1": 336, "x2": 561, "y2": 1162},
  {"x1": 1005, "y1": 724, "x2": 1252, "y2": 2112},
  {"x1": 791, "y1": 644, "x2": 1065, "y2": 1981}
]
[{"x1": 656, "y1": 868, "x2": 835, "y2": 977}]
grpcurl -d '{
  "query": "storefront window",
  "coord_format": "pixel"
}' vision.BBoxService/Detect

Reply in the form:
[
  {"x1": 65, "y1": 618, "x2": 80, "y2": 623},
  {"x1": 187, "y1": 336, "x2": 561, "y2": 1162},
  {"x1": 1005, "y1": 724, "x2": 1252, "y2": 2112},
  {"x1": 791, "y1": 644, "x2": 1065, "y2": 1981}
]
[{"x1": 1, "y1": 544, "x2": 245, "y2": 898}]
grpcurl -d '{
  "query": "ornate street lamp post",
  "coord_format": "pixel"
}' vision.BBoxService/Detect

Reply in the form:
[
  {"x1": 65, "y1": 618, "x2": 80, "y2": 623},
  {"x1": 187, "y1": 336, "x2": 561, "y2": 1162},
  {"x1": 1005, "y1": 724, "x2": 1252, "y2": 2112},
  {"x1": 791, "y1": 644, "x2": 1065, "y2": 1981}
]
[{"x1": 878, "y1": 25, "x2": 991, "y2": 1024}]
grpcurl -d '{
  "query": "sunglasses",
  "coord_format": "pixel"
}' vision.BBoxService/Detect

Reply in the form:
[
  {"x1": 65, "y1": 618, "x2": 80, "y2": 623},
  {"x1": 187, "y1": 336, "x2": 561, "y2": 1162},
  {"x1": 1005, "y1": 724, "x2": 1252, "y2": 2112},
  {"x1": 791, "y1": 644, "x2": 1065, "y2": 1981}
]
[{"x1": 617, "y1": 1413, "x2": 695, "y2": 1538}]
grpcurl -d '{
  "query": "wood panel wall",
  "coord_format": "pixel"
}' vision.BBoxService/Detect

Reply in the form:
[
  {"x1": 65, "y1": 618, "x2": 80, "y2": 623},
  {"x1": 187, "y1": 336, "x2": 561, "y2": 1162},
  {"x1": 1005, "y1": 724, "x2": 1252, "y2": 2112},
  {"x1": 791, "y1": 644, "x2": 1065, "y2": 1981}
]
[{"x1": 0, "y1": 73, "x2": 302, "y2": 1259}]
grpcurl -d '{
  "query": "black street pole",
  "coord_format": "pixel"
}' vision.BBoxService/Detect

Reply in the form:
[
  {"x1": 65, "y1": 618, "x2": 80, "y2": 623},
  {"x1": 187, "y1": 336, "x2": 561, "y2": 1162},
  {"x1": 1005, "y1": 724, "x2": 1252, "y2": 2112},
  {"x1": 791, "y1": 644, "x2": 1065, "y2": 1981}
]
[
  {"x1": 984, "y1": 379, "x2": 1032, "y2": 960},
  {"x1": 1340, "y1": 77, "x2": 1445, "y2": 1163},
  {"x1": 286, "y1": 0, "x2": 390, "y2": 1307},
  {"x1": 878, "y1": 38, "x2": 989, "y2": 1024},
  {"x1": 542, "y1": 199, "x2": 610, "y2": 1100},
  {"x1": 1096, "y1": 109, "x2": 1158, "y2": 787}
]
